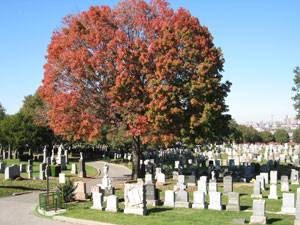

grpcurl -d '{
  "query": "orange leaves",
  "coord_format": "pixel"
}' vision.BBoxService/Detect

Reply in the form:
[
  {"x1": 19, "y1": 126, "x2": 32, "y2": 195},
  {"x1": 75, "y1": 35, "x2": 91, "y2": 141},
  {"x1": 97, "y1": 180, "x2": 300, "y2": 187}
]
[{"x1": 39, "y1": 0, "x2": 230, "y2": 146}]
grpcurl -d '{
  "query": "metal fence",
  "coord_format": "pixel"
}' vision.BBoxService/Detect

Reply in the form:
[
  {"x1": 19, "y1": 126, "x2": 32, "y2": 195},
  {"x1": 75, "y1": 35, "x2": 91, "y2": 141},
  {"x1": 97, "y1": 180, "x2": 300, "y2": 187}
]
[{"x1": 39, "y1": 191, "x2": 65, "y2": 211}]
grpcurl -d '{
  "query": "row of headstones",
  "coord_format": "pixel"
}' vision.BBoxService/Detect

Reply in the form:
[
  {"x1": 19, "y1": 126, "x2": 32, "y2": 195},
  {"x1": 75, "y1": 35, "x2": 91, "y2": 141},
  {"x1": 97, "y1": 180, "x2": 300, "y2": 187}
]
[
  {"x1": 252, "y1": 170, "x2": 300, "y2": 200},
  {"x1": 72, "y1": 178, "x2": 300, "y2": 224},
  {"x1": 71, "y1": 179, "x2": 266, "y2": 225},
  {"x1": 71, "y1": 181, "x2": 118, "y2": 212},
  {"x1": 2, "y1": 153, "x2": 85, "y2": 181},
  {"x1": 3, "y1": 161, "x2": 34, "y2": 180}
]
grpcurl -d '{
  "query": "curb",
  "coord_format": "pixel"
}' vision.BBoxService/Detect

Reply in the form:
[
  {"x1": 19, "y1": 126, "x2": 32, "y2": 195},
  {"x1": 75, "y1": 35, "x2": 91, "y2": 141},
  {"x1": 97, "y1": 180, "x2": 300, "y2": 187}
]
[{"x1": 53, "y1": 216, "x2": 117, "y2": 225}]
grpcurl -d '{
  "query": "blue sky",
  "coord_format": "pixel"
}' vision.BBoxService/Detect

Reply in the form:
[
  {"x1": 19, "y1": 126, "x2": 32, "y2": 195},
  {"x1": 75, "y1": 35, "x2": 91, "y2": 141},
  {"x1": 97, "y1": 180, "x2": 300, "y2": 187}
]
[{"x1": 0, "y1": 0, "x2": 299, "y2": 123}]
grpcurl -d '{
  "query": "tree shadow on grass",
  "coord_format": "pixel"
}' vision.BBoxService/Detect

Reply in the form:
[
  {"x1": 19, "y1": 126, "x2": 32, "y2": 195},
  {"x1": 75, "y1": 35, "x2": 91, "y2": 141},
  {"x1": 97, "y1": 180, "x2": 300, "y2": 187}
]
[
  {"x1": 148, "y1": 207, "x2": 173, "y2": 215},
  {"x1": 240, "y1": 205, "x2": 251, "y2": 210},
  {"x1": 0, "y1": 185, "x2": 42, "y2": 191},
  {"x1": 268, "y1": 218, "x2": 282, "y2": 224}
]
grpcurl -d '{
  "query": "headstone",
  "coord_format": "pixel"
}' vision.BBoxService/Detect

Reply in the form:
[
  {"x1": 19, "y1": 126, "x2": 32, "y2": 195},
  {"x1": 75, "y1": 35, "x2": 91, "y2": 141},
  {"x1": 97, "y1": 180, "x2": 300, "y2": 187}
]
[
  {"x1": 51, "y1": 148, "x2": 55, "y2": 165},
  {"x1": 74, "y1": 181, "x2": 87, "y2": 200},
  {"x1": 223, "y1": 176, "x2": 233, "y2": 194},
  {"x1": 124, "y1": 182, "x2": 147, "y2": 215},
  {"x1": 270, "y1": 170, "x2": 277, "y2": 184},
  {"x1": 43, "y1": 146, "x2": 47, "y2": 163},
  {"x1": 145, "y1": 174, "x2": 153, "y2": 184},
  {"x1": 297, "y1": 188, "x2": 300, "y2": 201},
  {"x1": 226, "y1": 192, "x2": 240, "y2": 211},
  {"x1": 64, "y1": 149, "x2": 68, "y2": 164},
  {"x1": 256, "y1": 175, "x2": 265, "y2": 191},
  {"x1": 209, "y1": 180, "x2": 217, "y2": 193},
  {"x1": 175, "y1": 189, "x2": 190, "y2": 208},
  {"x1": 71, "y1": 163, "x2": 77, "y2": 175},
  {"x1": 291, "y1": 169, "x2": 299, "y2": 185},
  {"x1": 295, "y1": 196, "x2": 300, "y2": 225},
  {"x1": 60, "y1": 155, "x2": 66, "y2": 170},
  {"x1": 39, "y1": 163, "x2": 46, "y2": 180},
  {"x1": 208, "y1": 192, "x2": 222, "y2": 211},
  {"x1": 250, "y1": 199, "x2": 266, "y2": 224},
  {"x1": 174, "y1": 175, "x2": 186, "y2": 191},
  {"x1": 164, "y1": 190, "x2": 175, "y2": 207},
  {"x1": 198, "y1": 176, "x2": 207, "y2": 194},
  {"x1": 185, "y1": 175, "x2": 196, "y2": 187},
  {"x1": 192, "y1": 191, "x2": 206, "y2": 209},
  {"x1": 281, "y1": 175, "x2": 289, "y2": 192},
  {"x1": 156, "y1": 172, "x2": 166, "y2": 185},
  {"x1": 27, "y1": 160, "x2": 32, "y2": 173},
  {"x1": 172, "y1": 171, "x2": 179, "y2": 180},
  {"x1": 78, "y1": 152, "x2": 86, "y2": 178},
  {"x1": 106, "y1": 195, "x2": 118, "y2": 212},
  {"x1": 27, "y1": 167, "x2": 33, "y2": 179},
  {"x1": 251, "y1": 180, "x2": 262, "y2": 198},
  {"x1": 19, "y1": 163, "x2": 26, "y2": 173},
  {"x1": 4, "y1": 164, "x2": 20, "y2": 180},
  {"x1": 145, "y1": 183, "x2": 159, "y2": 206},
  {"x1": 59, "y1": 173, "x2": 66, "y2": 184},
  {"x1": 260, "y1": 172, "x2": 269, "y2": 185},
  {"x1": 91, "y1": 191, "x2": 104, "y2": 210},
  {"x1": 281, "y1": 192, "x2": 295, "y2": 214},
  {"x1": 268, "y1": 184, "x2": 278, "y2": 199}
]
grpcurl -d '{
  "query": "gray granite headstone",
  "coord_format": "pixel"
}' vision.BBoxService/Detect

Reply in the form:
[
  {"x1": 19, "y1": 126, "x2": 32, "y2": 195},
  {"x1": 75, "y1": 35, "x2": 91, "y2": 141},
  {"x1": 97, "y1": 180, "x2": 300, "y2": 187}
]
[
  {"x1": 223, "y1": 176, "x2": 233, "y2": 193},
  {"x1": 226, "y1": 192, "x2": 240, "y2": 211},
  {"x1": 250, "y1": 199, "x2": 266, "y2": 224}
]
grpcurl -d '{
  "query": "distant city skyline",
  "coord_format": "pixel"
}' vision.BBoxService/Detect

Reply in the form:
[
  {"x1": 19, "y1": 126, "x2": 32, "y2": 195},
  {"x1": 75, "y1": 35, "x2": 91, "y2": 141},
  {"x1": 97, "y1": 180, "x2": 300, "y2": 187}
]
[{"x1": 0, "y1": 0, "x2": 299, "y2": 123}]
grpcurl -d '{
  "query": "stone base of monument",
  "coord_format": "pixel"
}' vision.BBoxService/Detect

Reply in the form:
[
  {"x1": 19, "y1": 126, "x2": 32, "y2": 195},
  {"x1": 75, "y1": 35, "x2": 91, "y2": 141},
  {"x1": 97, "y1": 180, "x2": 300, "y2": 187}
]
[
  {"x1": 187, "y1": 183, "x2": 196, "y2": 187},
  {"x1": 250, "y1": 215, "x2": 266, "y2": 224},
  {"x1": 251, "y1": 194, "x2": 262, "y2": 199},
  {"x1": 91, "y1": 206, "x2": 104, "y2": 211},
  {"x1": 124, "y1": 207, "x2": 147, "y2": 216},
  {"x1": 173, "y1": 185, "x2": 187, "y2": 191},
  {"x1": 294, "y1": 219, "x2": 300, "y2": 225},
  {"x1": 281, "y1": 207, "x2": 296, "y2": 214},
  {"x1": 146, "y1": 199, "x2": 159, "y2": 206},
  {"x1": 175, "y1": 201, "x2": 190, "y2": 208},
  {"x1": 226, "y1": 204, "x2": 240, "y2": 212},
  {"x1": 192, "y1": 203, "x2": 205, "y2": 209},
  {"x1": 208, "y1": 204, "x2": 222, "y2": 211},
  {"x1": 268, "y1": 194, "x2": 278, "y2": 200}
]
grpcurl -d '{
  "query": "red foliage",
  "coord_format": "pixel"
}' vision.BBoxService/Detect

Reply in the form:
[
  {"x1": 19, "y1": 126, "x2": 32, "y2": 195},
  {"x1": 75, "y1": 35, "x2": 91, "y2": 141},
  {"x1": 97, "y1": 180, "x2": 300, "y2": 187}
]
[{"x1": 39, "y1": 0, "x2": 230, "y2": 145}]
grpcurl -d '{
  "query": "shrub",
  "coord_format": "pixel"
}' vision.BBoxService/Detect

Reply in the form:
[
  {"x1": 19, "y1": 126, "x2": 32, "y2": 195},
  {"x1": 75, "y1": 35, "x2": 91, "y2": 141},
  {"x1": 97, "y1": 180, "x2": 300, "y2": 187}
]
[{"x1": 57, "y1": 179, "x2": 76, "y2": 202}]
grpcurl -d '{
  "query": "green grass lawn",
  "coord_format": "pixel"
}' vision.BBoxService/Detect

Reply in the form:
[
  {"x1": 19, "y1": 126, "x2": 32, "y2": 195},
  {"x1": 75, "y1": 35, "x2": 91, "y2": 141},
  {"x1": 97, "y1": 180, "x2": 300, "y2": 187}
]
[
  {"x1": 62, "y1": 180, "x2": 296, "y2": 225},
  {"x1": 0, "y1": 159, "x2": 98, "y2": 197}
]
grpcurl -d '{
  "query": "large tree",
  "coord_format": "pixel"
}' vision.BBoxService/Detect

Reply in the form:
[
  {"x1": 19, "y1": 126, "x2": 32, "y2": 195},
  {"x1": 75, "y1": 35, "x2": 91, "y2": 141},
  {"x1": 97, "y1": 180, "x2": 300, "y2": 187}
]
[{"x1": 39, "y1": 0, "x2": 231, "y2": 178}]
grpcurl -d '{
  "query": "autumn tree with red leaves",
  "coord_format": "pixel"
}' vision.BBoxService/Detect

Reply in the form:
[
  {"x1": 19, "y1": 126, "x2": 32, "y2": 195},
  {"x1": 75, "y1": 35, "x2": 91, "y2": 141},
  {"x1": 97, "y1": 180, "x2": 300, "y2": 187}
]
[{"x1": 39, "y1": 0, "x2": 231, "y2": 178}]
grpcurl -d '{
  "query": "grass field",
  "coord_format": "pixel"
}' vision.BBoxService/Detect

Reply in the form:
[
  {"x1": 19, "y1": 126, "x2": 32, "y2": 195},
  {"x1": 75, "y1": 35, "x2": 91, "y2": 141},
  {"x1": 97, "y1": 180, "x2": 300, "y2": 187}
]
[
  {"x1": 0, "y1": 159, "x2": 98, "y2": 197},
  {"x1": 62, "y1": 180, "x2": 296, "y2": 225}
]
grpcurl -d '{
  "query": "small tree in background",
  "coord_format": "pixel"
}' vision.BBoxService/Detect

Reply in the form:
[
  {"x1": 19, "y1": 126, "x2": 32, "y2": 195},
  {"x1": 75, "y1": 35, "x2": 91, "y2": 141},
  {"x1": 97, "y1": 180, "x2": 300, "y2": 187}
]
[
  {"x1": 0, "y1": 102, "x2": 6, "y2": 120},
  {"x1": 259, "y1": 131, "x2": 274, "y2": 143},
  {"x1": 292, "y1": 67, "x2": 300, "y2": 118},
  {"x1": 293, "y1": 128, "x2": 300, "y2": 143},
  {"x1": 274, "y1": 129, "x2": 289, "y2": 143}
]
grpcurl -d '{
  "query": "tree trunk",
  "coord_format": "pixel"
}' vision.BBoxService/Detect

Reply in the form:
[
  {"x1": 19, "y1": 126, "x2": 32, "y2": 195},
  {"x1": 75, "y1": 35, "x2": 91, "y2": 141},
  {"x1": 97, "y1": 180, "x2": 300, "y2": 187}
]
[{"x1": 131, "y1": 136, "x2": 142, "y2": 179}]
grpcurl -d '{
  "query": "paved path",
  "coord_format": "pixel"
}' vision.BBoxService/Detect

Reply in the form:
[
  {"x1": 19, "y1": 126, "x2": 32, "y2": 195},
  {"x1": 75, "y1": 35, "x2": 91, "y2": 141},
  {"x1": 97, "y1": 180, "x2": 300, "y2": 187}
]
[
  {"x1": 0, "y1": 161, "x2": 132, "y2": 225},
  {"x1": 85, "y1": 161, "x2": 131, "y2": 193}
]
